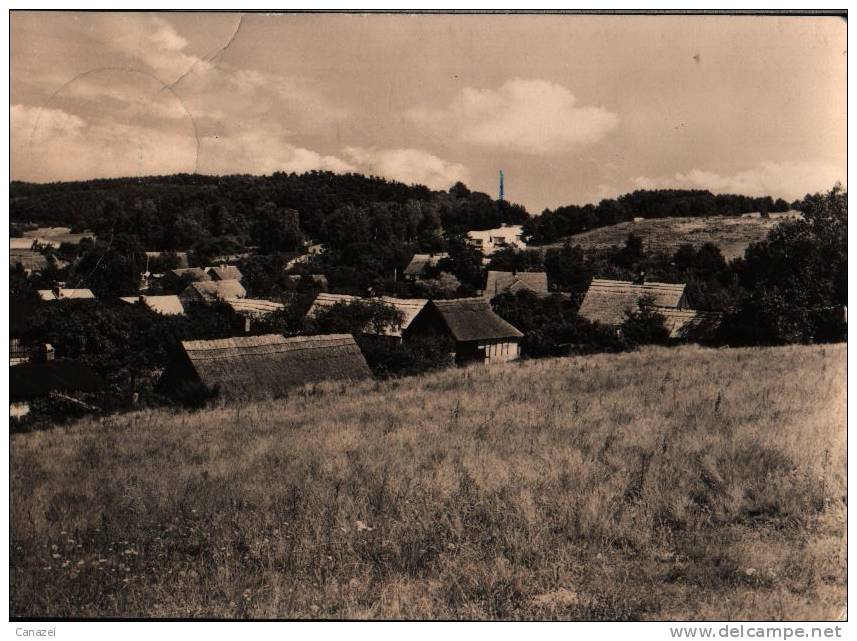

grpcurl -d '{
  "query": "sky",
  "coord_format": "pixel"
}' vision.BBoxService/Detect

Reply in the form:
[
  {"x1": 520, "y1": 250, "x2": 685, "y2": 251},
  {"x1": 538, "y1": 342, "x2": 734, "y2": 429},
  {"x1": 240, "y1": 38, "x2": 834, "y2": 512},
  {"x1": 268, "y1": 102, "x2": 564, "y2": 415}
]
[{"x1": 10, "y1": 12, "x2": 847, "y2": 213}]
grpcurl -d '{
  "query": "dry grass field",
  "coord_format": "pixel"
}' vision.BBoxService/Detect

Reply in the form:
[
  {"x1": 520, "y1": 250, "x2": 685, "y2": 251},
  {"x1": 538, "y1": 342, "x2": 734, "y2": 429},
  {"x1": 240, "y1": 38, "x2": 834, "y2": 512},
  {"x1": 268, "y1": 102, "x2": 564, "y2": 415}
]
[
  {"x1": 545, "y1": 213, "x2": 799, "y2": 260},
  {"x1": 10, "y1": 343, "x2": 845, "y2": 620}
]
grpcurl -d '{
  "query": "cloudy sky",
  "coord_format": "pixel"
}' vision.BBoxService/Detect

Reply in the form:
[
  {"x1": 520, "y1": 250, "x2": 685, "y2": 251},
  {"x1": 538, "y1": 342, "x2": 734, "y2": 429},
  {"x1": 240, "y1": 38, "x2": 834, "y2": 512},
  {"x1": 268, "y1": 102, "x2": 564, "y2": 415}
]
[{"x1": 11, "y1": 12, "x2": 846, "y2": 213}]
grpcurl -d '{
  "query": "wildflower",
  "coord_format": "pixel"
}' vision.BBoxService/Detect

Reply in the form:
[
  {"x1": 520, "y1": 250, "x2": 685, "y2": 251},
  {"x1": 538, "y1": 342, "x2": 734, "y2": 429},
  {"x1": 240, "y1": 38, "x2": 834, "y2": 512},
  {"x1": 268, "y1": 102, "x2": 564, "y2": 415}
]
[
  {"x1": 745, "y1": 568, "x2": 758, "y2": 577},
  {"x1": 355, "y1": 520, "x2": 373, "y2": 532},
  {"x1": 52, "y1": 553, "x2": 60, "y2": 559}
]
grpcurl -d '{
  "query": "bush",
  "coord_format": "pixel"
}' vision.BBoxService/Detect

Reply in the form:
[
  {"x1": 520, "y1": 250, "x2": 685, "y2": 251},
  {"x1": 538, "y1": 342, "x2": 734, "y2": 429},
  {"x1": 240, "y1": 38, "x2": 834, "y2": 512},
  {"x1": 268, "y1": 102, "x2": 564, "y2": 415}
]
[{"x1": 619, "y1": 297, "x2": 670, "y2": 347}]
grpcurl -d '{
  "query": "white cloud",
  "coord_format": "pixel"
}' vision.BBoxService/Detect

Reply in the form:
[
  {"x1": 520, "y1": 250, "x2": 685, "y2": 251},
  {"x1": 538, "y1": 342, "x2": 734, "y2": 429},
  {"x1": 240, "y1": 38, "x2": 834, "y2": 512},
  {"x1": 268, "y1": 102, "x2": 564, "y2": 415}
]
[
  {"x1": 105, "y1": 15, "x2": 202, "y2": 84},
  {"x1": 633, "y1": 160, "x2": 846, "y2": 200},
  {"x1": 343, "y1": 147, "x2": 468, "y2": 189},
  {"x1": 408, "y1": 78, "x2": 618, "y2": 155}
]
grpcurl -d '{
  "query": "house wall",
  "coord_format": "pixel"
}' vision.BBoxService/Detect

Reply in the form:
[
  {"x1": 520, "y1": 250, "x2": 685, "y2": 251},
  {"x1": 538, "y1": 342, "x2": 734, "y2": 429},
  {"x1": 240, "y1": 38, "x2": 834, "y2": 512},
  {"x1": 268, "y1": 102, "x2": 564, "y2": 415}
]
[
  {"x1": 478, "y1": 339, "x2": 520, "y2": 364},
  {"x1": 10, "y1": 401, "x2": 30, "y2": 418}
]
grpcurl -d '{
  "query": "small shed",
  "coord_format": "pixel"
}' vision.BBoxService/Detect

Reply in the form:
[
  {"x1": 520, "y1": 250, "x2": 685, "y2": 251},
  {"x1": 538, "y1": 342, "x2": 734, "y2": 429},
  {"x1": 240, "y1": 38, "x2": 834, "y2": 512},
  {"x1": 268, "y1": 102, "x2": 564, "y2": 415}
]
[
  {"x1": 406, "y1": 298, "x2": 523, "y2": 365},
  {"x1": 578, "y1": 278, "x2": 688, "y2": 326},
  {"x1": 158, "y1": 333, "x2": 372, "y2": 402},
  {"x1": 483, "y1": 271, "x2": 549, "y2": 300},
  {"x1": 179, "y1": 279, "x2": 247, "y2": 304}
]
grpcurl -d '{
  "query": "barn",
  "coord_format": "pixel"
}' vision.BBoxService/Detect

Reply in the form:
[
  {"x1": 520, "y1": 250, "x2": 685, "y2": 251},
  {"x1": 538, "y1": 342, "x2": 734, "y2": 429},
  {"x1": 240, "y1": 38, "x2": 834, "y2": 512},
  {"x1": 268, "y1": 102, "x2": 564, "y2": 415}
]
[
  {"x1": 157, "y1": 333, "x2": 372, "y2": 402},
  {"x1": 37, "y1": 287, "x2": 95, "y2": 302},
  {"x1": 120, "y1": 294, "x2": 185, "y2": 316},
  {"x1": 578, "y1": 278, "x2": 688, "y2": 326},
  {"x1": 483, "y1": 270, "x2": 549, "y2": 300},
  {"x1": 406, "y1": 298, "x2": 524, "y2": 365}
]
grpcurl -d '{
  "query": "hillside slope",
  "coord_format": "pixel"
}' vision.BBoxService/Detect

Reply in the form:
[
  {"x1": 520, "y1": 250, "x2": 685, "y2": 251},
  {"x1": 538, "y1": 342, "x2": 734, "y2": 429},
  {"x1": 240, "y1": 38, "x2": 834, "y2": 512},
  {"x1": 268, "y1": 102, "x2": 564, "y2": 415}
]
[
  {"x1": 11, "y1": 343, "x2": 845, "y2": 620},
  {"x1": 545, "y1": 212, "x2": 800, "y2": 260}
]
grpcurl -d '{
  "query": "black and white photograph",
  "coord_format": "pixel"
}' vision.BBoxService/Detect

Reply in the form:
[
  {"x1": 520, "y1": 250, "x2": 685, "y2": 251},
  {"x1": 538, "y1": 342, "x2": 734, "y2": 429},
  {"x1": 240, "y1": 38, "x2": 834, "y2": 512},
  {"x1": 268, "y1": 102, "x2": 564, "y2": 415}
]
[{"x1": 6, "y1": 8, "x2": 848, "y2": 629}]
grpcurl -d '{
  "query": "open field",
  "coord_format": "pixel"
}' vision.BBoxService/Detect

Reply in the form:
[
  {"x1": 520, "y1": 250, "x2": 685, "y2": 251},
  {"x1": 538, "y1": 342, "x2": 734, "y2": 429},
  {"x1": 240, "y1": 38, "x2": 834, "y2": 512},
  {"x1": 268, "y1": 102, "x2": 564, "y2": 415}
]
[
  {"x1": 10, "y1": 343, "x2": 845, "y2": 620},
  {"x1": 545, "y1": 213, "x2": 800, "y2": 260}
]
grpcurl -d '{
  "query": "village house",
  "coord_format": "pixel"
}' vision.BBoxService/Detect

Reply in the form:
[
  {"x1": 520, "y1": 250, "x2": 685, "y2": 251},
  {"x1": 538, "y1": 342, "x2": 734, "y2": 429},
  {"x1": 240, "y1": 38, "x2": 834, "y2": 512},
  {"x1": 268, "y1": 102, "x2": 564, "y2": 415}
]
[
  {"x1": 403, "y1": 253, "x2": 449, "y2": 281},
  {"x1": 483, "y1": 270, "x2": 549, "y2": 300},
  {"x1": 37, "y1": 287, "x2": 95, "y2": 302},
  {"x1": 10, "y1": 348, "x2": 107, "y2": 418},
  {"x1": 157, "y1": 333, "x2": 372, "y2": 402},
  {"x1": 207, "y1": 265, "x2": 244, "y2": 282},
  {"x1": 179, "y1": 279, "x2": 247, "y2": 305},
  {"x1": 405, "y1": 297, "x2": 524, "y2": 365},
  {"x1": 578, "y1": 277, "x2": 721, "y2": 338},
  {"x1": 306, "y1": 293, "x2": 428, "y2": 339},
  {"x1": 164, "y1": 267, "x2": 211, "y2": 293},
  {"x1": 10, "y1": 301, "x2": 39, "y2": 366},
  {"x1": 466, "y1": 224, "x2": 526, "y2": 256},
  {"x1": 120, "y1": 294, "x2": 185, "y2": 316}
]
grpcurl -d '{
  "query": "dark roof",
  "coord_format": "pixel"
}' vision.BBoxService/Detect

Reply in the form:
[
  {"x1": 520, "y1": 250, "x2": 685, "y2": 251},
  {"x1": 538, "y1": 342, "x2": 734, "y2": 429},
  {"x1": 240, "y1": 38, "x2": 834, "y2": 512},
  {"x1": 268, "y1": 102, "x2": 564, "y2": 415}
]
[
  {"x1": 10, "y1": 360, "x2": 107, "y2": 401},
  {"x1": 484, "y1": 271, "x2": 549, "y2": 299},
  {"x1": 578, "y1": 278, "x2": 687, "y2": 326},
  {"x1": 181, "y1": 279, "x2": 246, "y2": 302},
  {"x1": 178, "y1": 333, "x2": 372, "y2": 401},
  {"x1": 170, "y1": 267, "x2": 210, "y2": 282},
  {"x1": 431, "y1": 298, "x2": 524, "y2": 342}
]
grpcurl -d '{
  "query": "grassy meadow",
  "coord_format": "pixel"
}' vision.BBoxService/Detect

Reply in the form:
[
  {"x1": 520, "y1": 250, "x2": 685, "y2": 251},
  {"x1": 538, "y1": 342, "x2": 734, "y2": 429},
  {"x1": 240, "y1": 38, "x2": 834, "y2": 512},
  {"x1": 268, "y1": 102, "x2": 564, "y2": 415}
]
[
  {"x1": 10, "y1": 343, "x2": 845, "y2": 620},
  {"x1": 546, "y1": 214, "x2": 796, "y2": 260}
]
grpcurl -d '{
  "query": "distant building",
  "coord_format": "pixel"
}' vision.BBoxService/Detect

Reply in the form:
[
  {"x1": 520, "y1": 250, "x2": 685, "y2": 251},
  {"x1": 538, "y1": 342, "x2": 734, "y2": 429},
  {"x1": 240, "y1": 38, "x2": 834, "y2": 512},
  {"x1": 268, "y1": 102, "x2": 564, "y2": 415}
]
[
  {"x1": 207, "y1": 265, "x2": 244, "y2": 282},
  {"x1": 483, "y1": 270, "x2": 549, "y2": 300},
  {"x1": 120, "y1": 294, "x2": 185, "y2": 316},
  {"x1": 10, "y1": 301, "x2": 39, "y2": 366},
  {"x1": 403, "y1": 253, "x2": 449, "y2": 280},
  {"x1": 157, "y1": 333, "x2": 372, "y2": 402},
  {"x1": 406, "y1": 297, "x2": 523, "y2": 365},
  {"x1": 223, "y1": 298, "x2": 285, "y2": 320},
  {"x1": 306, "y1": 293, "x2": 428, "y2": 339},
  {"x1": 18, "y1": 227, "x2": 95, "y2": 248},
  {"x1": 37, "y1": 287, "x2": 95, "y2": 302},
  {"x1": 287, "y1": 274, "x2": 329, "y2": 290},
  {"x1": 179, "y1": 279, "x2": 246, "y2": 305},
  {"x1": 466, "y1": 225, "x2": 525, "y2": 256}
]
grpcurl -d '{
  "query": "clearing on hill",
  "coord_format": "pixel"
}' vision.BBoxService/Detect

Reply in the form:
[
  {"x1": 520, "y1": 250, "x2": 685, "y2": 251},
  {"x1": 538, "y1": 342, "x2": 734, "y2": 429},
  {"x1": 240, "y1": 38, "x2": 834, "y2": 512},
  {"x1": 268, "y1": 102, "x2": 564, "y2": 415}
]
[
  {"x1": 545, "y1": 212, "x2": 801, "y2": 260},
  {"x1": 10, "y1": 343, "x2": 844, "y2": 620}
]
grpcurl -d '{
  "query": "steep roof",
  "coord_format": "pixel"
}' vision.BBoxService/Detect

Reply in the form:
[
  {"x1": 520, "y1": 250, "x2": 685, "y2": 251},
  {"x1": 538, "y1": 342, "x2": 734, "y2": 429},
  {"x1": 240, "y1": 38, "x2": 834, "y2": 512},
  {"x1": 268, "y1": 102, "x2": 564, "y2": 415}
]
[
  {"x1": 484, "y1": 271, "x2": 549, "y2": 299},
  {"x1": 654, "y1": 307, "x2": 723, "y2": 340},
  {"x1": 37, "y1": 288, "x2": 95, "y2": 302},
  {"x1": 306, "y1": 293, "x2": 428, "y2": 337},
  {"x1": 10, "y1": 360, "x2": 107, "y2": 401},
  {"x1": 177, "y1": 333, "x2": 371, "y2": 401},
  {"x1": 120, "y1": 295, "x2": 185, "y2": 316},
  {"x1": 430, "y1": 298, "x2": 524, "y2": 342},
  {"x1": 578, "y1": 279, "x2": 687, "y2": 326},
  {"x1": 207, "y1": 265, "x2": 244, "y2": 282},
  {"x1": 10, "y1": 250, "x2": 48, "y2": 271},
  {"x1": 403, "y1": 253, "x2": 449, "y2": 277},
  {"x1": 182, "y1": 279, "x2": 246, "y2": 302},
  {"x1": 224, "y1": 298, "x2": 285, "y2": 318}
]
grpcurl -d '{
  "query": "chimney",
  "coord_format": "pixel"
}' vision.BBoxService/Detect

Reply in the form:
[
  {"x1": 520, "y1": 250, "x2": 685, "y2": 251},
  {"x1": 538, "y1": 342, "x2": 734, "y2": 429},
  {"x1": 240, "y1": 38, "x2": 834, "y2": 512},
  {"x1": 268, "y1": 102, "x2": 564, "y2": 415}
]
[
  {"x1": 43, "y1": 343, "x2": 55, "y2": 361},
  {"x1": 244, "y1": 317, "x2": 252, "y2": 333}
]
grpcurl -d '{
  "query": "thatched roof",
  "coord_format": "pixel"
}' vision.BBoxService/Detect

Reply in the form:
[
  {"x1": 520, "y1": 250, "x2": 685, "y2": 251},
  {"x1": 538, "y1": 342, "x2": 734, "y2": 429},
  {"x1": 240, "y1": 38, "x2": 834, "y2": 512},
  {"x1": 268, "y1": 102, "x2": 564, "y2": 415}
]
[
  {"x1": 207, "y1": 265, "x2": 244, "y2": 282},
  {"x1": 170, "y1": 267, "x2": 210, "y2": 283},
  {"x1": 306, "y1": 293, "x2": 427, "y2": 337},
  {"x1": 654, "y1": 307, "x2": 723, "y2": 340},
  {"x1": 181, "y1": 279, "x2": 246, "y2": 303},
  {"x1": 224, "y1": 298, "x2": 285, "y2": 318},
  {"x1": 37, "y1": 288, "x2": 95, "y2": 302},
  {"x1": 403, "y1": 253, "x2": 448, "y2": 277},
  {"x1": 578, "y1": 279, "x2": 687, "y2": 326},
  {"x1": 10, "y1": 360, "x2": 107, "y2": 401},
  {"x1": 430, "y1": 298, "x2": 524, "y2": 342},
  {"x1": 484, "y1": 271, "x2": 549, "y2": 299},
  {"x1": 10, "y1": 249, "x2": 48, "y2": 272},
  {"x1": 120, "y1": 295, "x2": 185, "y2": 316},
  {"x1": 176, "y1": 333, "x2": 371, "y2": 401}
]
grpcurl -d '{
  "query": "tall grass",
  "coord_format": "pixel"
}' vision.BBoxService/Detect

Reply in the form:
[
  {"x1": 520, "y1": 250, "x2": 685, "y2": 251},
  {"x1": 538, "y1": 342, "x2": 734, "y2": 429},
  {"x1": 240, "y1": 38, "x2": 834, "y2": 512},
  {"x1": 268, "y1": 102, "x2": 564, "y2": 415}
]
[{"x1": 10, "y1": 344, "x2": 845, "y2": 620}]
